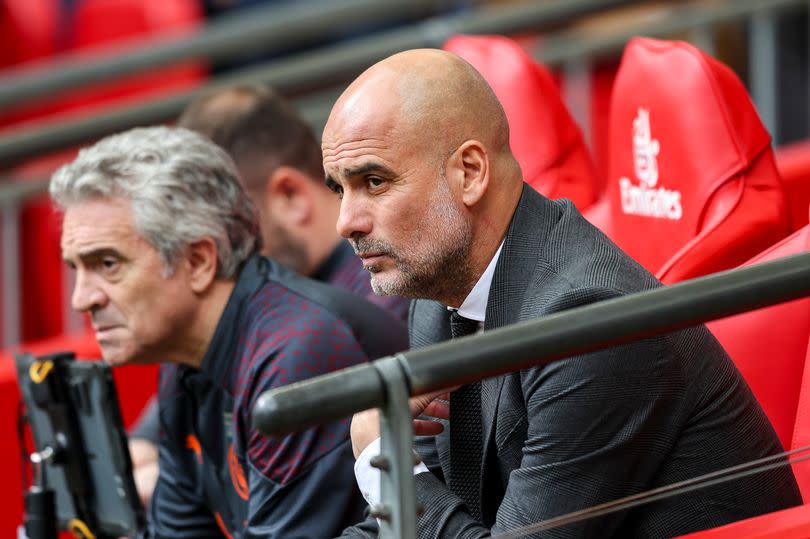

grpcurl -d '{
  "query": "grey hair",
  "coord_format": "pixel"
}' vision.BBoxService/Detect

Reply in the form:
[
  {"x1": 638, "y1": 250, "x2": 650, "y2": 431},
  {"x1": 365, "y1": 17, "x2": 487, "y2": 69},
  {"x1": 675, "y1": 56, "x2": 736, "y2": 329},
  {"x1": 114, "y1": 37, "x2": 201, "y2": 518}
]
[{"x1": 49, "y1": 126, "x2": 260, "y2": 278}]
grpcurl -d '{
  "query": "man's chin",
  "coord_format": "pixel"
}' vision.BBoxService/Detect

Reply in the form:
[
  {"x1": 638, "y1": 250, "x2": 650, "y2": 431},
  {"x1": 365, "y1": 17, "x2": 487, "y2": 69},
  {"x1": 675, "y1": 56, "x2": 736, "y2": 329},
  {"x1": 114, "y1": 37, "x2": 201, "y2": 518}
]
[
  {"x1": 370, "y1": 272, "x2": 410, "y2": 297},
  {"x1": 98, "y1": 345, "x2": 134, "y2": 367}
]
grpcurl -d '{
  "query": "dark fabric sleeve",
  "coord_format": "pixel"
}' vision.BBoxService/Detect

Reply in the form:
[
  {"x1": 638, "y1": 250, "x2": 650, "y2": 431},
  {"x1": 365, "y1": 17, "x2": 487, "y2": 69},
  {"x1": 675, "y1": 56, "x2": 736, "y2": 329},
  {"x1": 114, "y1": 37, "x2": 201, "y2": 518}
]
[
  {"x1": 245, "y1": 440, "x2": 366, "y2": 539},
  {"x1": 147, "y1": 417, "x2": 223, "y2": 538},
  {"x1": 336, "y1": 514, "x2": 380, "y2": 538},
  {"x1": 129, "y1": 395, "x2": 160, "y2": 445},
  {"x1": 239, "y1": 317, "x2": 369, "y2": 538}
]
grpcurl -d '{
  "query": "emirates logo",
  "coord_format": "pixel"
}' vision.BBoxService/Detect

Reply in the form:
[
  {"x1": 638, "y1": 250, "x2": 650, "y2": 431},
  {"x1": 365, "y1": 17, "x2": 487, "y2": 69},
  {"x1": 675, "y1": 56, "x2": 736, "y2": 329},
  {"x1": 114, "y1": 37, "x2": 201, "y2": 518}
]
[{"x1": 619, "y1": 108, "x2": 683, "y2": 220}]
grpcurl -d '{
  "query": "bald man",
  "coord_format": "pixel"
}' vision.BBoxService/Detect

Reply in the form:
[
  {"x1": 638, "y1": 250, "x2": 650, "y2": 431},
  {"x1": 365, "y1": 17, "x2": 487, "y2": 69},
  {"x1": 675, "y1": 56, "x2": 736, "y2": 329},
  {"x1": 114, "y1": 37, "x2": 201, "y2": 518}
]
[{"x1": 323, "y1": 49, "x2": 801, "y2": 538}]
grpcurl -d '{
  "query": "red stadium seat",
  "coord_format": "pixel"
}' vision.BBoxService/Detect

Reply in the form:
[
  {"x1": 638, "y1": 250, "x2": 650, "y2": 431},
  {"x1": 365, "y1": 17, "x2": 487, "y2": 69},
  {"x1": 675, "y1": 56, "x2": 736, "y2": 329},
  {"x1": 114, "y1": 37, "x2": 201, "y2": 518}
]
[
  {"x1": 57, "y1": 0, "x2": 205, "y2": 116},
  {"x1": 0, "y1": 0, "x2": 65, "y2": 126},
  {"x1": 776, "y1": 140, "x2": 810, "y2": 229},
  {"x1": 584, "y1": 37, "x2": 792, "y2": 284},
  {"x1": 707, "y1": 220, "x2": 810, "y2": 498},
  {"x1": 443, "y1": 34, "x2": 599, "y2": 210},
  {"x1": 0, "y1": 331, "x2": 158, "y2": 534},
  {"x1": 20, "y1": 195, "x2": 66, "y2": 342},
  {"x1": 0, "y1": 0, "x2": 60, "y2": 68},
  {"x1": 0, "y1": 357, "x2": 23, "y2": 537}
]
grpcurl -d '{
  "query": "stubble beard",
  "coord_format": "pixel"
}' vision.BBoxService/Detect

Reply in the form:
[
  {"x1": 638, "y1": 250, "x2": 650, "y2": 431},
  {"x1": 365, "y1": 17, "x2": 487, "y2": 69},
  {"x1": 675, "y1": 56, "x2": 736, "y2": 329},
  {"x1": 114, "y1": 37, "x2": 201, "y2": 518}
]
[{"x1": 359, "y1": 182, "x2": 476, "y2": 303}]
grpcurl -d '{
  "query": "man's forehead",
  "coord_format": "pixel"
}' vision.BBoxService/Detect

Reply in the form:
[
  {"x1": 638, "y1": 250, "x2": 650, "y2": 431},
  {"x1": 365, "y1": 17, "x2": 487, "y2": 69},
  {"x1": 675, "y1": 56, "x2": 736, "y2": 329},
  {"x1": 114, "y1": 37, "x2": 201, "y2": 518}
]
[
  {"x1": 322, "y1": 137, "x2": 389, "y2": 166},
  {"x1": 323, "y1": 107, "x2": 393, "y2": 148},
  {"x1": 324, "y1": 76, "x2": 403, "y2": 142},
  {"x1": 62, "y1": 197, "x2": 133, "y2": 224},
  {"x1": 322, "y1": 111, "x2": 419, "y2": 175},
  {"x1": 61, "y1": 198, "x2": 141, "y2": 253}
]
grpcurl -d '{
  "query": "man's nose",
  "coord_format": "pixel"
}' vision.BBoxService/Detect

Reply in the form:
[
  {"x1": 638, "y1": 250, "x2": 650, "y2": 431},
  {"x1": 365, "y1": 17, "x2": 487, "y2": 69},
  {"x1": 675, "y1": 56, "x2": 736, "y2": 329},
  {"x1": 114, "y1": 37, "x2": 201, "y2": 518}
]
[
  {"x1": 71, "y1": 271, "x2": 108, "y2": 313},
  {"x1": 335, "y1": 191, "x2": 373, "y2": 240}
]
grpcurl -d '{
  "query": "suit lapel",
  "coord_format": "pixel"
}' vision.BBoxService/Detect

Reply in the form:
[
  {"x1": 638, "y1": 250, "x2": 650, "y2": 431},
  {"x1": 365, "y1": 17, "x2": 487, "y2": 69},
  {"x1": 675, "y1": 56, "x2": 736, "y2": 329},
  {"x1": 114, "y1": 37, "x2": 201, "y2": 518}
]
[
  {"x1": 479, "y1": 185, "x2": 564, "y2": 513},
  {"x1": 409, "y1": 300, "x2": 454, "y2": 475}
]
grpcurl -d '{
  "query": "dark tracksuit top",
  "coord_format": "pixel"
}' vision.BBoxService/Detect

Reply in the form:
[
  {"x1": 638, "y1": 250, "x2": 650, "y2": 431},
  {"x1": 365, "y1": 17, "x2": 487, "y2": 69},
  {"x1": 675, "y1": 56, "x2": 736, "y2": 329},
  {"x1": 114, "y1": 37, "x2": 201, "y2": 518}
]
[{"x1": 147, "y1": 255, "x2": 409, "y2": 538}]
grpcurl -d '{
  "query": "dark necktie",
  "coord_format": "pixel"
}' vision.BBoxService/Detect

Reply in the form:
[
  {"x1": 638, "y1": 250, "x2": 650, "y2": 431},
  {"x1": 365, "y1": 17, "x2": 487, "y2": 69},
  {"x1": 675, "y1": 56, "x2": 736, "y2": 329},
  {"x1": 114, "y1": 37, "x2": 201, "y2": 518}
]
[{"x1": 448, "y1": 311, "x2": 483, "y2": 521}]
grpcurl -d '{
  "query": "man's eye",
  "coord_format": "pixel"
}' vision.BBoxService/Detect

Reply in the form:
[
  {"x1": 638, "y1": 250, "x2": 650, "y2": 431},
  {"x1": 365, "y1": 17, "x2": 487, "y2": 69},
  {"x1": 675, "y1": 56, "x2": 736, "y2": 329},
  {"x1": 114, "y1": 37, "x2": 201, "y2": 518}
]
[
  {"x1": 100, "y1": 258, "x2": 120, "y2": 272},
  {"x1": 367, "y1": 177, "x2": 384, "y2": 189}
]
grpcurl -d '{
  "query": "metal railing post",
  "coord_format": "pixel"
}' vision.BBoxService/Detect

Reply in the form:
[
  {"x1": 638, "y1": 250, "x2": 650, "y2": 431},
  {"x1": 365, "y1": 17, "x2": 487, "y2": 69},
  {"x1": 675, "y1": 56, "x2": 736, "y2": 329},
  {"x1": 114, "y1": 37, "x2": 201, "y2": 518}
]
[
  {"x1": 0, "y1": 0, "x2": 456, "y2": 110},
  {"x1": 750, "y1": 7, "x2": 780, "y2": 143},
  {"x1": 689, "y1": 24, "x2": 716, "y2": 58},
  {"x1": 562, "y1": 58, "x2": 593, "y2": 150},
  {"x1": 0, "y1": 0, "x2": 633, "y2": 168},
  {"x1": 370, "y1": 356, "x2": 418, "y2": 539},
  {"x1": 1, "y1": 203, "x2": 20, "y2": 346}
]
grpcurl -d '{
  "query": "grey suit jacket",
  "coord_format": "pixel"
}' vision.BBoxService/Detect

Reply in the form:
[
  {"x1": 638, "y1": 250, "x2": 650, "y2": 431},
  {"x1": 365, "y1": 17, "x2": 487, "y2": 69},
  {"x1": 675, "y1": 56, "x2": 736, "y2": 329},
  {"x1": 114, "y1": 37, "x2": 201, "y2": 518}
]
[{"x1": 342, "y1": 185, "x2": 801, "y2": 538}]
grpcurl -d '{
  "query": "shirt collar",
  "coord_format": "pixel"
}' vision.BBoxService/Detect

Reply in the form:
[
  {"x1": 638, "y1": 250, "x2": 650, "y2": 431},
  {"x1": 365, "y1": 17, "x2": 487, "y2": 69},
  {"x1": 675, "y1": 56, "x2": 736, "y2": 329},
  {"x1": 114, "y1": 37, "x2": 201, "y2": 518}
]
[
  {"x1": 453, "y1": 242, "x2": 503, "y2": 322},
  {"x1": 199, "y1": 253, "x2": 267, "y2": 385}
]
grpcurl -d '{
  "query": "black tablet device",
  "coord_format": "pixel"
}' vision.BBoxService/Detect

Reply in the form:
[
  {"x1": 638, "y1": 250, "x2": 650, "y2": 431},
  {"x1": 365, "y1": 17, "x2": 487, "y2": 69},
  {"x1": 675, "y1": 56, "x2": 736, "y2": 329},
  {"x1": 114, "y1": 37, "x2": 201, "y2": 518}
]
[{"x1": 15, "y1": 351, "x2": 145, "y2": 538}]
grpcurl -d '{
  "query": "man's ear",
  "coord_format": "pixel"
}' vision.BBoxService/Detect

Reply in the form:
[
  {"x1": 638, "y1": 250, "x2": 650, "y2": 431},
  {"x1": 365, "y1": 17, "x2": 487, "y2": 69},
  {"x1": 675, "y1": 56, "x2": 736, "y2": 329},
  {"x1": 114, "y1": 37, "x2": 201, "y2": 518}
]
[
  {"x1": 265, "y1": 166, "x2": 314, "y2": 226},
  {"x1": 449, "y1": 140, "x2": 489, "y2": 207},
  {"x1": 186, "y1": 237, "x2": 219, "y2": 293}
]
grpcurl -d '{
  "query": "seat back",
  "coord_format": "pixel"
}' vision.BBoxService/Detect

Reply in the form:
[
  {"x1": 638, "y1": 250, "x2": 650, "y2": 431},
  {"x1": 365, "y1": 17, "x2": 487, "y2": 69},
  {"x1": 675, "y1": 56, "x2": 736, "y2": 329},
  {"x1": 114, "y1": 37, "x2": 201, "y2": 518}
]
[
  {"x1": 443, "y1": 34, "x2": 598, "y2": 210},
  {"x1": 682, "y1": 224, "x2": 810, "y2": 525},
  {"x1": 707, "y1": 223, "x2": 810, "y2": 489},
  {"x1": 20, "y1": 194, "x2": 67, "y2": 342},
  {"x1": 0, "y1": 0, "x2": 60, "y2": 68},
  {"x1": 785, "y1": 216, "x2": 810, "y2": 499},
  {"x1": 586, "y1": 37, "x2": 791, "y2": 283},
  {"x1": 59, "y1": 0, "x2": 205, "y2": 114},
  {"x1": 776, "y1": 140, "x2": 810, "y2": 229},
  {"x1": 790, "y1": 342, "x2": 810, "y2": 501},
  {"x1": 0, "y1": 357, "x2": 23, "y2": 537}
]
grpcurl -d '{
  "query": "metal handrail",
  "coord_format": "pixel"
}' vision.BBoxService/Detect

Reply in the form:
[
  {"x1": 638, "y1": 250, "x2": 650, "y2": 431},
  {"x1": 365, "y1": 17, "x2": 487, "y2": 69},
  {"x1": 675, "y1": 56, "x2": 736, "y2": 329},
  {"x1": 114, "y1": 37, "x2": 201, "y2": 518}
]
[
  {"x1": 0, "y1": 0, "x2": 458, "y2": 111},
  {"x1": 254, "y1": 250, "x2": 810, "y2": 435},
  {"x1": 0, "y1": 0, "x2": 805, "y2": 173},
  {"x1": 535, "y1": 0, "x2": 804, "y2": 64},
  {"x1": 0, "y1": 0, "x2": 632, "y2": 169}
]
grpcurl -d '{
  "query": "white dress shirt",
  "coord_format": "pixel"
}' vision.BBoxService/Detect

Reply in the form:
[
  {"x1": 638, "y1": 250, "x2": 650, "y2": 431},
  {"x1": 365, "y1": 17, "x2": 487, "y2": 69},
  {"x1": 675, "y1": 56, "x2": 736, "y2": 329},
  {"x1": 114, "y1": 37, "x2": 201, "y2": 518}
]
[{"x1": 354, "y1": 243, "x2": 504, "y2": 506}]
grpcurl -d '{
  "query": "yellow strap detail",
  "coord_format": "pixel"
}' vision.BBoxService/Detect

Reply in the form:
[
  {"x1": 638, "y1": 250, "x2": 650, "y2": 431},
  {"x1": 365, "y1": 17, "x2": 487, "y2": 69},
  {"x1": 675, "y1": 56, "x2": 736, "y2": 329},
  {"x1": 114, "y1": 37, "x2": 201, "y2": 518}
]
[
  {"x1": 67, "y1": 518, "x2": 96, "y2": 539},
  {"x1": 29, "y1": 360, "x2": 54, "y2": 384}
]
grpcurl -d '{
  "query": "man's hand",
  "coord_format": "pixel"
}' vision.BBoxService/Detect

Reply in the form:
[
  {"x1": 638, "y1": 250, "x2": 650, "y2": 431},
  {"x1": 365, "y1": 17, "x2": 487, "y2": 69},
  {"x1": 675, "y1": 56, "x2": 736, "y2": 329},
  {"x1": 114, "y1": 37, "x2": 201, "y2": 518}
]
[{"x1": 350, "y1": 391, "x2": 451, "y2": 458}]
